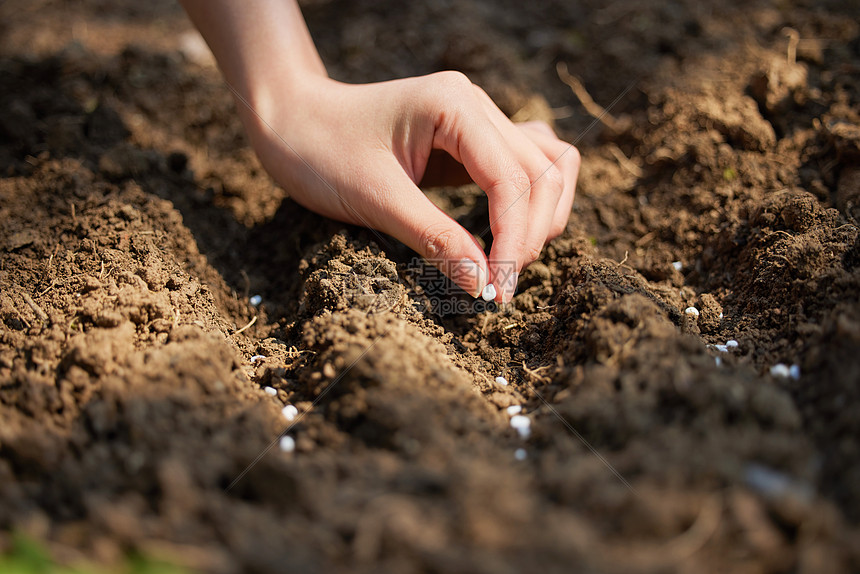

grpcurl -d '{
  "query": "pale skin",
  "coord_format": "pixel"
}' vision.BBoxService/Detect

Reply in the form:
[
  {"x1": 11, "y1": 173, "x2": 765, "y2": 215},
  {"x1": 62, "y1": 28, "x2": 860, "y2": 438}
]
[{"x1": 180, "y1": 0, "x2": 580, "y2": 302}]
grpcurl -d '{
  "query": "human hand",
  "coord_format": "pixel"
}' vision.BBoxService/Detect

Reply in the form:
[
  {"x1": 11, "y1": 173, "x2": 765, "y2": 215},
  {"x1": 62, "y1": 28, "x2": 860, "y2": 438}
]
[{"x1": 243, "y1": 71, "x2": 579, "y2": 302}]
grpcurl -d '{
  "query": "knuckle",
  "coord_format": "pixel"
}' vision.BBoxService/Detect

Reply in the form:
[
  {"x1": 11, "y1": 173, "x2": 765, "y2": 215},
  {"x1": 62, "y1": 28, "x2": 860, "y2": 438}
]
[
  {"x1": 470, "y1": 83, "x2": 492, "y2": 103},
  {"x1": 419, "y1": 222, "x2": 458, "y2": 260},
  {"x1": 524, "y1": 120, "x2": 555, "y2": 137},
  {"x1": 433, "y1": 70, "x2": 473, "y2": 94},
  {"x1": 523, "y1": 240, "x2": 544, "y2": 264},
  {"x1": 566, "y1": 144, "x2": 582, "y2": 168},
  {"x1": 423, "y1": 71, "x2": 476, "y2": 119},
  {"x1": 542, "y1": 165, "x2": 565, "y2": 196},
  {"x1": 506, "y1": 166, "x2": 531, "y2": 194}
]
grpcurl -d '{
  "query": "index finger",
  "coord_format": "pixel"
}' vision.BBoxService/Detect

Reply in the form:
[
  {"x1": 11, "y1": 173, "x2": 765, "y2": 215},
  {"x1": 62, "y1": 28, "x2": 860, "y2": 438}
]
[{"x1": 424, "y1": 73, "x2": 531, "y2": 302}]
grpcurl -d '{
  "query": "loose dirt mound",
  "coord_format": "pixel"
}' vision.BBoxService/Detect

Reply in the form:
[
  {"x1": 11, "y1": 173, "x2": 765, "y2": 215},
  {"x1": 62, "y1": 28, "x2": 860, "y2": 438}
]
[{"x1": 1, "y1": 0, "x2": 859, "y2": 572}]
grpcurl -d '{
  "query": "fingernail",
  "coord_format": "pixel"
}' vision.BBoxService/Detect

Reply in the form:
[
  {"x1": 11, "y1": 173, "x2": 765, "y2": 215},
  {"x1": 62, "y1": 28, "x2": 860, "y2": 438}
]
[
  {"x1": 500, "y1": 271, "x2": 519, "y2": 303},
  {"x1": 452, "y1": 258, "x2": 487, "y2": 298}
]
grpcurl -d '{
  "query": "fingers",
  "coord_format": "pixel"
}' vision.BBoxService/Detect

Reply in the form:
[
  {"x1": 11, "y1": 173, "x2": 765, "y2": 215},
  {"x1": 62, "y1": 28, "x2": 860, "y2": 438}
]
[
  {"x1": 516, "y1": 121, "x2": 580, "y2": 241},
  {"x1": 474, "y1": 101, "x2": 580, "y2": 300},
  {"x1": 425, "y1": 73, "x2": 579, "y2": 302},
  {"x1": 424, "y1": 74, "x2": 532, "y2": 302},
  {"x1": 368, "y1": 159, "x2": 490, "y2": 298},
  {"x1": 476, "y1": 101, "x2": 565, "y2": 265}
]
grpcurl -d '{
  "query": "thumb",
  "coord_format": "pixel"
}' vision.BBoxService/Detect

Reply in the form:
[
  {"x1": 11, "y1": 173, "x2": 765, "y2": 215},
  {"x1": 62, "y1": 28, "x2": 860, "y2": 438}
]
[{"x1": 372, "y1": 167, "x2": 489, "y2": 298}]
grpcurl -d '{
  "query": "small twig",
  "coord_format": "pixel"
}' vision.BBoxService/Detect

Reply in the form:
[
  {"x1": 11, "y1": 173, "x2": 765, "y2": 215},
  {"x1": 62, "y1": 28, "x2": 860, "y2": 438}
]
[
  {"x1": 636, "y1": 231, "x2": 657, "y2": 246},
  {"x1": 502, "y1": 322, "x2": 524, "y2": 331},
  {"x1": 233, "y1": 315, "x2": 257, "y2": 335},
  {"x1": 39, "y1": 245, "x2": 59, "y2": 297},
  {"x1": 522, "y1": 361, "x2": 551, "y2": 384},
  {"x1": 477, "y1": 371, "x2": 496, "y2": 389},
  {"x1": 480, "y1": 313, "x2": 490, "y2": 336},
  {"x1": 783, "y1": 27, "x2": 799, "y2": 65},
  {"x1": 45, "y1": 244, "x2": 58, "y2": 276},
  {"x1": 12, "y1": 307, "x2": 31, "y2": 329},
  {"x1": 771, "y1": 254, "x2": 793, "y2": 267},
  {"x1": 22, "y1": 292, "x2": 48, "y2": 322},
  {"x1": 551, "y1": 106, "x2": 573, "y2": 119},
  {"x1": 608, "y1": 144, "x2": 643, "y2": 178},
  {"x1": 557, "y1": 62, "x2": 623, "y2": 133},
  {"x1": 660, "y1": 495, "x2": 722, "y2": 563},
  {"x1": 615, "y1": 250, "x2": 629, "y2": 268},
  {"x1": 286, "y1": 346, "x2": 310, "y2": 360}
]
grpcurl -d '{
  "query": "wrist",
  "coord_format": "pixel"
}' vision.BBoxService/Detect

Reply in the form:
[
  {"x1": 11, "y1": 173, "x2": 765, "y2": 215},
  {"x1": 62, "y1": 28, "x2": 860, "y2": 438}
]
[
  {"x1": 239, "y1": 63, "x2": 329, "y2": 120},
  {"x1": 237, "y1": 69, "x2": 335, "y2": 138}
]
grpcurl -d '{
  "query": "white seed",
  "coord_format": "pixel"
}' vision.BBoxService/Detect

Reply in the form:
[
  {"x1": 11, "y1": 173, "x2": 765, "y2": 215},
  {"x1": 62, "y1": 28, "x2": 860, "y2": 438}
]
[
  {"x1": 279, "y1": 435, "x2": 295, "y2": 453},
  {"x1": 250, "y1": 355, "x2": 266, "y2": 364},
  {"x1": 719, "y1": 312, "x2": 724, "y2": 319},
  {"x1": 672, "y1": 261, "x2": 683, "y2": 271},
  {"x1": 684, "y1": 306, "x2": 700, "y2": 318},
  {"x1": 506, "y1": 405, "x2": 523, "y2": 416},
  {"x1": 789, "y1": 364, "x2": 801, "y2": 380},
  {"x1": 263, "y1": 386, "x2": 277, "y2": 396},
  {"x1": 510, "y1": 415, "x2": 531, "y2": 439},
  {"x1": 770, "y1": 363, "x2": 790, "y2": 378},
  {"x1": 249, "y1": 294, "x2": 263, "y2": 307},
  {"x1": 514, "y1": 448, "x2": 527, "y2": 461},
  {"x1": 726, "y1": 340, "x2": 739, "y2": 349},
  {"x1": 715, "y1": 357, "x2": 722, "y2": 367},
  {"x1": 744, "y1": 463, "x2": 812, "y2": 502},
  {"x1": 510, "y1": 415, "x2": 530, "y2": 429},
  {"x1": 495, "y1": 376, "x2": 509, "y2": 386},
  {"x1": 282, "y1": 404, "x2": 299, "y2": 421},
  {"x1": 714, "y1": 344, "x2": 729, "y2": 353},
  {"x1": 481, "y1": 283, "x2": 497, "y2": 301}
]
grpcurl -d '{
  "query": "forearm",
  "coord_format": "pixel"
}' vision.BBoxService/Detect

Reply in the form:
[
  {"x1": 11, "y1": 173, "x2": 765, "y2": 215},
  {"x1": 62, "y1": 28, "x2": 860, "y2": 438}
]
[{"x1": 179, "y1": 0, "x2": 327, "y2": 114}]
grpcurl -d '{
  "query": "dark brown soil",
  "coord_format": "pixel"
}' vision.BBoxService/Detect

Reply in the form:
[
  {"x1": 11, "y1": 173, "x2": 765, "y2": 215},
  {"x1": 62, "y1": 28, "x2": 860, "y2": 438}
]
[{"x1": 2, "y1": 0, "x2": 860, "y2": 572}]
